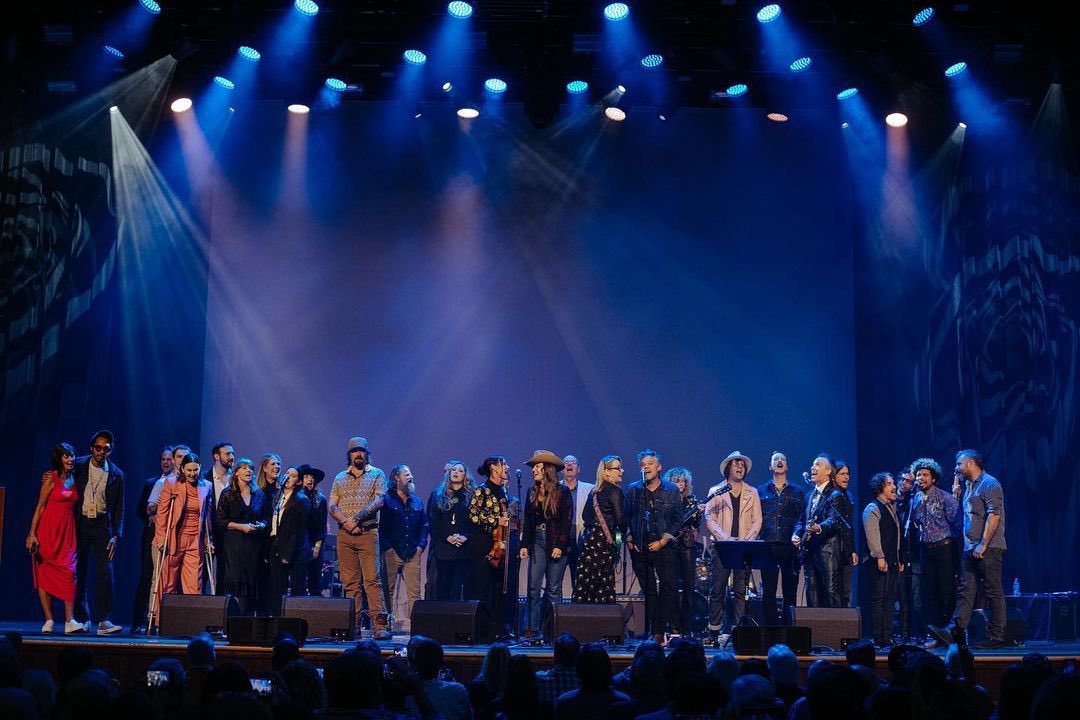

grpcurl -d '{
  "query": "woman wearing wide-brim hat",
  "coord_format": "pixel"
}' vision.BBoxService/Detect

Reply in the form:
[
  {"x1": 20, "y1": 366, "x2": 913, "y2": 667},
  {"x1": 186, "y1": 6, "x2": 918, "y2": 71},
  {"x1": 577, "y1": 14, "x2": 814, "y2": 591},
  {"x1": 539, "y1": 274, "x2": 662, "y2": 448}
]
[{"x1": 519, "y1": 450, "x2": 573, "y2": 638}]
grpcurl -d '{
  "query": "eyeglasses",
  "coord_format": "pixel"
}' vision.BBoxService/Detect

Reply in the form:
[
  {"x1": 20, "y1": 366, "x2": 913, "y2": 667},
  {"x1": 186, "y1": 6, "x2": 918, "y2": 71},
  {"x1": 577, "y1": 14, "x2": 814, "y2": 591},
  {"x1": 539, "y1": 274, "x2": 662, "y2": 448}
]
[
  {"x1": 93, "y1": 444, "x2": 112, "y2": 452},
  {"x1": 605, "y1": 465, "x2": 623, "y2": 471}
]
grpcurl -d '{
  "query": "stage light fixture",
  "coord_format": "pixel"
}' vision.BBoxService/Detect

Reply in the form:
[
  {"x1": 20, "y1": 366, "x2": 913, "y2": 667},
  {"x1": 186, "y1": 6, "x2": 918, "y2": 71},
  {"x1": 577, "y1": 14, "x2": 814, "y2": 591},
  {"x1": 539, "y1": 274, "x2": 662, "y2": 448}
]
[
  {"x1": 288, "y1": 104, "x2": 311, "y2": 114},
  {"x1": 604, "y1": 106, "x2": 626, "y2": 122},
  {"x1": 238, "y1": 46, "x2": 261, "y2": 62},
  {"x1": 484, "y1": 78, "x2": 508, "y2": 94},
  {"x1": 885, "y1": 112, "x2": 908, "y2": 127},
  {"x1": 836, "y1": 87, "x2": 859, "y2": 100},
  {"x1": 294, "y1": 0, "x2": 319, "y2": 16},
  {"x1": 102, "y1": 45, "x2": 125, "y2": 59},
  {"x1": 913, "y1": 7, "x2": 935, "y2": 26},
  {"x1": 403, "y1": 49, "x2": 427, "y2": 65},
  {"x1": 109, "y1": 106, "x2": 119, "y2": 114},
  {"x1": 457, "y1": 106, "x2": 480, "y2": 119},
  {"x1": 139, "y1": 0, "x2": 161, "y2": 15},
  {"x1": 757, "y1": 4, "x2": 781, "y2": 23},
  {"x1": 841, "y1": 121, "x2": 850, "y2": 129},
  {"x1": 944, "y1": 61, "x2": 968, "y2": 77},
  {"x1": 170, "y1": 97, "x2": 192, "y2": 113},
  {"x1": 214, "y1": 76, "x2": 235, "y2": 90},
  {"x1": 767, "y1": 112, "x2": 789, "y2": 122},
  {"x1": 616, "y1": 84, "x2": 627, "y2": 94},
  {"x1": 566, "y1": 80, "x2": 588, "y2": 94},
  {"x1": 958, "y1": 121, "x2": 967, "y2": 128},
  {"x1": 789, "y1": 56, "x2": 812, "y2": 72},
  {"x1": 442, "y1": 82, "x2": 453, "y2": 92},
  {"x1": 725, "y1": 83, "x2": 748, "y2": 97},
  {"x1": 640, "y1": 53, "x2": 663, "y2": 69},
  {"x1": 325, "y1": 77, "x2": 346, "y2": 91},
  {"x1": 604, "y1": 3, "x2": 630, "y2": 21},
  {"x1": 448, "y1": 2, "x2": 473, "y2": 19}
]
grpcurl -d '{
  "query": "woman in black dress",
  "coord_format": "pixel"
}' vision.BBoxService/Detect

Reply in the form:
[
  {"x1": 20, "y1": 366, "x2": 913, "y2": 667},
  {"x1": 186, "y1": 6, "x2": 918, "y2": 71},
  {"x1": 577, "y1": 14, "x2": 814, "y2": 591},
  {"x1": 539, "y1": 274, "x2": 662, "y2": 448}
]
[
  {"x1": 427, "y1": 460, "x2": 474, "y2": 600},
  {"x1": 215, "y1": 457, "x2": 269, "y2": 614},
  {"x1": 573, "y1": 454, "x2": 626, "y2": 604}
]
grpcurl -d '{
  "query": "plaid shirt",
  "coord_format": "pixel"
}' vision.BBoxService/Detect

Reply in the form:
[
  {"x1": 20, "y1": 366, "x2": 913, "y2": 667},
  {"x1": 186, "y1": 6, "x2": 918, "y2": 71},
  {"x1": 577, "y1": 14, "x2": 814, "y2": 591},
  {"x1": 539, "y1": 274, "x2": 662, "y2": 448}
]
[
  {"x1": 537, "y1": 665, "x2": 580, "y2": 706},
  {"x1": 329, "y1": 465, "x2": 387, "y2": 527}
]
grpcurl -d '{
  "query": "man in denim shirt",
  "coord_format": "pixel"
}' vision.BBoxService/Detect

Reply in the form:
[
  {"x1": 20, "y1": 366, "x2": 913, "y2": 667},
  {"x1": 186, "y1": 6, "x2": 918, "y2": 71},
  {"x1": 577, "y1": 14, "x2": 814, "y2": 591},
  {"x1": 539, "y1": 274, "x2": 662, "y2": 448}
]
[
  {"x1": 910, "y1": 457, "x2": 959, "y2": 644},
  {"x1": 930, "y1": 449, "x2": 1007, "y2": 649},
  {"x1": 623, "y1": 448, "x2": 682, "y2": 642},
  {"x1": 758, "y1": 452, "x2": 805, "y2": 625}
]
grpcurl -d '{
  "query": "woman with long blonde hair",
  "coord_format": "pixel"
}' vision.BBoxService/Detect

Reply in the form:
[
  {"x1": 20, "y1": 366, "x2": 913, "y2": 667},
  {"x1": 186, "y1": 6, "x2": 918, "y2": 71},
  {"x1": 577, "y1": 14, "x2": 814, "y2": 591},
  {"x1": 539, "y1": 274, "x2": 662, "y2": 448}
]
[
  {"x1": 426, "y1": 460, "x2": 475, "y2": 600},
  {"x1": 572, "y1": 455, "x2": 626, "y2": 604},
  {"x1": 518, "y1": 450, "x2": 572, "y2": 638}
]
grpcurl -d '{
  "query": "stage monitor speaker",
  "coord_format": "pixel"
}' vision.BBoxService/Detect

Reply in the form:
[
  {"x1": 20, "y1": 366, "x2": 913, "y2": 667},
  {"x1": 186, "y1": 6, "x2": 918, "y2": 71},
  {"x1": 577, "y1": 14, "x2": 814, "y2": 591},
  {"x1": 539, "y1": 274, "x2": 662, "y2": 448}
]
[
  {"x1": 788, "y1": 607, "x2": 861, "y2": 651},
  {"x1": 226, "y1": 616, "x2": 309, "y2": 646},
  {"x1": 411, "y1": 600, "x2": 493, "y2": 645},
  {"x1": 732, "y1": 625, "x2": 812, "y2": 655},
  {"x1": 545, "y1": 603, "x2": 625, "y2": 643},
  {"x1": 618, "y1": 596, "x2": 646, "y2": 639},
  {"x1": 969, "y1": 607, "x2": 1026, "y2": 645},
  {"x1": 282, "y1": 595, "x2": 355, "y2": 640},
  {"x1": 160, "y1": 594, "x2": 237, "y2": 637}
]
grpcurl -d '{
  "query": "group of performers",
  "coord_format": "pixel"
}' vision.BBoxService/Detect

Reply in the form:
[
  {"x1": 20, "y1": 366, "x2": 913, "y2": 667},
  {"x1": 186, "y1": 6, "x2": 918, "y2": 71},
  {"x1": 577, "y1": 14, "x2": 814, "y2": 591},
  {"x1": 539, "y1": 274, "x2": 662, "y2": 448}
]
[{"x1": 26, "y1": 431, "x2": 1007, "y2": 650}]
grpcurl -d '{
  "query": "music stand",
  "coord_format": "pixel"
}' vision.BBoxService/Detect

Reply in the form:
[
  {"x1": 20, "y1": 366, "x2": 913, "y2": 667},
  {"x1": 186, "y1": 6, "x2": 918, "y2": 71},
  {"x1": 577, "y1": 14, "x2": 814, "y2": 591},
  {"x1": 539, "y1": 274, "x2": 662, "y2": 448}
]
[{"x1": 711, "y1": 541, "x2": 772, "y2": 644}]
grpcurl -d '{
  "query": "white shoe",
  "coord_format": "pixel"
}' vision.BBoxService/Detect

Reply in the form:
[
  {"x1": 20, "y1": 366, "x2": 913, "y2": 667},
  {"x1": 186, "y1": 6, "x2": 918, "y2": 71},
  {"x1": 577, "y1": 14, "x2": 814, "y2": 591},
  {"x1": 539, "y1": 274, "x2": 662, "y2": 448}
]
[
  {"x1": 97, "y1": 620, "x2": 122, "y2": 634},
  {"x1": 64, "y1": 620, "x2": 87, "y2": 634},
  {"x1": 41, "y1": 620, "x2": 55, "y2": 633}
]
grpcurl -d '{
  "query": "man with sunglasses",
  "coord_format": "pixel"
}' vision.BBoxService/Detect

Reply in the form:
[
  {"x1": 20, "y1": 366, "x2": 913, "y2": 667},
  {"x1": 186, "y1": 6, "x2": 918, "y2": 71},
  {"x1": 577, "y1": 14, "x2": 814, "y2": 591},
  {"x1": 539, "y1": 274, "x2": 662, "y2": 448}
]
[{"x1": 73, "y1": 429, "x2": 126, "y2": 634}]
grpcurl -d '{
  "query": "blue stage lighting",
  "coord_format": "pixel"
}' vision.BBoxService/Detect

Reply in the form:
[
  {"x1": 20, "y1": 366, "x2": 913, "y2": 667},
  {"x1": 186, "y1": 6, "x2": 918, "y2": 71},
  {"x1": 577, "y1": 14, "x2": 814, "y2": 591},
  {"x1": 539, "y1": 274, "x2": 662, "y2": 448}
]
[
  {"x1": 294, "y1": 0, "x2": 319, "y2": 17},
  {"x1": 944, "y1": 61, "x2": 968, "y2": 77},
  {"x1": 726, "y1": 83, "x2": 748, "y2": 97},
  {"x1": 604, "y1": 3, "x2": 630, "y2": 21},
  {"x1": 214, "y1": 76, "x2": 235, "y2": 90},
  {"x1": 913, "y1": 8, "x2": 935, "y2": 26},
  {"x1": 442, "y1": 81, "x2": 453, "y2": 92},
  {"x1": 139, "y1": 0, "x2": 161, "y2": 15},
  {"x1": 102, "y1": 45, "x2": 125, "y2": 59},
  {"x1": 325, "y1": 77, "x2": 346, "y2": 92},
  {"x1": 836, "y1": 87, "x2": 859, "y2": 100},
  {"x1": 789, "y1": 56, "x2": 812, "y2": 72},
  {"x1": 756, "y1": 4, "x2": 781, "y2": 23},
  {"x1": 484, "y1": 78, "x2": 508, "y2": 94},
  {"x1": 566, "y1": 80, "x2": 588, "y2": 94},
  {"x1": 447, "y1": 2, "x2": 473, "y2": 19},
  {"x1": 238, "y1": 46, "x2": 261, "y2": 62},
  {"x1": 403, "y1": 49, "x2": 427, "y2": 65},
  {"x1": 641, "y1": 53, "x2": 664, "y2": 69}
]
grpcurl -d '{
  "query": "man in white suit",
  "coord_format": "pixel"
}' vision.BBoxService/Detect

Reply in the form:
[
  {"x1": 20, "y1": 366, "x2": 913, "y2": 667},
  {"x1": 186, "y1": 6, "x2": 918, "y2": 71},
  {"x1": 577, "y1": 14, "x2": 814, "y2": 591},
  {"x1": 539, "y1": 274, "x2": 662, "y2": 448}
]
[{"x1": 562, "y1": 454, "x2": 595, "y2": 595}]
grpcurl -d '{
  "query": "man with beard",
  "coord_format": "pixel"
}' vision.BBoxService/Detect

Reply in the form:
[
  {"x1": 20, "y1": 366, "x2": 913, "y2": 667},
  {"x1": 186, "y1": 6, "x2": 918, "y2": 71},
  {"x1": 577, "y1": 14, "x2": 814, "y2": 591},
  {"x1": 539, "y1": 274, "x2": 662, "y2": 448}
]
[
  {"x1": 896, "y1": 467, "x2": 922, "y2": 643},
  {"x1": 203, "y1": 441, "x2": 234, "y2": 592},
  {"x1": 757, "y1": 451, "x2": 804, "y2": 625},
  {"x1": 792, "y1": 454, "x2": 844, "y2": 608},
  {"x1": 379, "y1": 464, "x2": 428, "y2": 630},
  {"x1": 910, "y1": 457, "x2": 959, "y2": 647}
]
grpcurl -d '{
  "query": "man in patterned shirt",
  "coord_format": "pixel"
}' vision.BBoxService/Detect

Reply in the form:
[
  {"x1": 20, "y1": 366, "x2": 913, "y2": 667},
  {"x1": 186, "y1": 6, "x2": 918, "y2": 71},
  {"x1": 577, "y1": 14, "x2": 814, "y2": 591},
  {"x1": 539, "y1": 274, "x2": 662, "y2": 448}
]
[
  {"x1": 910, "y1": 457, "x2": 959, "y2": 646},
  {"x1": 329, "y1": 436, "x2": 390, "y2": 639}
]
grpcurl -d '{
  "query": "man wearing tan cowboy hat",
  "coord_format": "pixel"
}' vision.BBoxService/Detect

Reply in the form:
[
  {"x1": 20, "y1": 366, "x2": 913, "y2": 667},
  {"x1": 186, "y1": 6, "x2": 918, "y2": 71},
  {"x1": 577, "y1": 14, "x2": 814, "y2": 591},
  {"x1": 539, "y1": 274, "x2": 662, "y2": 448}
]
[
  {"x1": 329, "y1": 437, "x2": 391, "y2": 639},
  {"x1": 705, "y1": 450, "x2": 762, "y2": 644}
]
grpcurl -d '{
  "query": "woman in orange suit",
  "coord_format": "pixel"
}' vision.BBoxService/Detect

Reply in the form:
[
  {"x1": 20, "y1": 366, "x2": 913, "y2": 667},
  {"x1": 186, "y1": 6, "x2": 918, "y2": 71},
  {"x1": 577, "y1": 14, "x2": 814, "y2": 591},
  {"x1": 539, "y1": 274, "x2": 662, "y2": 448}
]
[{"x1": 153, "y1": 452, "x2": 214, "y2": 617}]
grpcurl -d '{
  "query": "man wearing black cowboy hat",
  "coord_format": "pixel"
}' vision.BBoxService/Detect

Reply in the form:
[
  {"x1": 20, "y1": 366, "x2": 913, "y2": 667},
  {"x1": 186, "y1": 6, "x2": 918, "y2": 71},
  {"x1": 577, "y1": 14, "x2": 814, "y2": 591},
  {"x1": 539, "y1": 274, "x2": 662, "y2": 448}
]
[{"x1": 299, "y1": 464, "x2": 328, "y2": 596}]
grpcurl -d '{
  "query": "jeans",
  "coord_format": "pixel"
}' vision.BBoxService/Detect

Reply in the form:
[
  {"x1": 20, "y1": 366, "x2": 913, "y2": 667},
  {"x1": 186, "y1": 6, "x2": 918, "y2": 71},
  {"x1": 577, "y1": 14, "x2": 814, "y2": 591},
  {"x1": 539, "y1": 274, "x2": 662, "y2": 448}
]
[
  {"x1": 708, "y1": 554, "x2": 746, "y2": 633},
  {"x1": 526, "y1": 529, "x2": 568, "y2": 633},
  {"x1": 630, "y1": 545, "x2": 677, "y2": 637},
  {"x1": 761, "y1": 542, "x2": 798, "y2": 625},
  {"x1": 953, "y1": 547, "x2": 1005, "y2": 641},
  {"x1": 921, "y1": 540, "x2": 957, "y2": 628},
  {"x1": 866, "y1": 561, "x2": 900, "y2": 643}
]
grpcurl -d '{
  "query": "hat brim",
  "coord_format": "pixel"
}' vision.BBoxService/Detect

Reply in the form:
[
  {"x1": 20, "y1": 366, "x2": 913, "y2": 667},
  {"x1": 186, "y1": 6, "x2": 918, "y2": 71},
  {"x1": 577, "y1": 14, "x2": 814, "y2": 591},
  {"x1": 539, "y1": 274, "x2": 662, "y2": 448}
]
[
  {"x1": 524, "y1": 451, "x2": 565, "y2": 471},
  {"x1": 720, "y1": 455, "x2": 752, "y2": 476}
]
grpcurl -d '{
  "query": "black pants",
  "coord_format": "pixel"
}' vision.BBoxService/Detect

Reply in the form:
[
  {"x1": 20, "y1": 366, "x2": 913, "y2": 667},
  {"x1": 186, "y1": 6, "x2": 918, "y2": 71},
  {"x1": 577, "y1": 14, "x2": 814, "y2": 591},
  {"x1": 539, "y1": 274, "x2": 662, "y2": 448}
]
[
  {"x1": 804, "y1": 539, "x2": 841, "y2": 608},
  {"x1": 898, "y1": 561, "x2": 923, "y2": 640},
  {"x1": 566, "y1": 534, "x2": 583, "y2": 594},
  {"x1": 866, "y1": 561, "x2": 900, "y2": 643},
  {"x1": 921, "y1": 541, "x2": 957, "y2": 628},
  {"x1": 131, "y1": 529, "x2": 155, "y2": 627},
  {"x1": 675, "y1": 547, "x2": 696, "y2": 635},
  {"x1": 435, "y1": 558, "x2": 471, "y2": 601},
  {"x1": 841, "y1": 561, "x2": 853, "y2": 607},
  {"x1": 708, "y1": 554, "x2": 747, "y2": 633},
  {"x1": 761, "y1": 543, "x2": 798, "y2": 625},
  {"x1": 268, "y1": 555, "x2": 307, "y2": 615},
  {"x1": 630, "y1": 546, "x2": 677, "y2": 637},
  {"x1": 470, "y1": 539, "x2": 508, "y2": 634},
  {"x1": 953, "y1": 547, "x2": 1005, "y2": 641},
  {"x1": 75, "y1": 517, "x2": 114, "y2": 623},
  {"x1": 304, "y1": 548, "x2": 324, "y2": 596}
]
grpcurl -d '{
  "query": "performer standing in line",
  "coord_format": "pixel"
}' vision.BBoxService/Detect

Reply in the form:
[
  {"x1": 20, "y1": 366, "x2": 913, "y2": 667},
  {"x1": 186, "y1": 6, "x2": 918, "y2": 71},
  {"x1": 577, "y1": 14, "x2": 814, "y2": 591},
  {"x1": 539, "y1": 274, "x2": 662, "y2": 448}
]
[
  {"x1": 256, "y1": 452, "x2": 282, "y2": 493},
  {"x1": 73, "y1": 430, "x2": 125, "y2": 634},
  {"x1": 624, "y1": 449, "x2": 682, "y2": 642},
  {"x1": 758, "y1": 451, "x2": 804, "y2": 625},
  {"x1": 896, "y1": 466, "x2": 921, "y2": 643},
  {"x1": 705, "y1": 451, "x2": 762, "y2": 642},
  {"x1": 301, "y1": 464, "x2": 329, "y2": 596},
  {"x1": 329, "y1": 437, "x2": 390, "y2": 639},
  {"x1": 146, "y1": 445, "x2": 190, "y2": 619},
  {"x1": 573, "y1": 455, "x2": 626, "y2": 604},
  {"x1": 203, "y1": 441, "x2": 234, "y2": 594},
  {"x1": 216, "y1": 457, "x2": 269, "y2": 615},
  {"x1": 792, "y1": 454, "x2": 843, "y2": 608},
  {"x1": 930, "y1": 450, "x2": 1008, "y2": 649},
  {"x1": 832, "y1": 460, "x2": 859, "y2": 607},
  {"x1": 131, "y1": 446, "x2": 174, "y2": 634},
  {"x1": 380, "y1": 464, "x2": 428, "y2": 630},
  {"x1": 664, "y1": 467, "x2": 701, "y2": 637},
  {"x1": 267, "y1": 465, "x2": 311, "y2": 614},
  {"x1": 154, "y1": 453, "x2": 214, "y2": 609},
  {"x1": 519, "y1": 451, "x2": 573, "y2": 639},
  {"x1": 26, "y1": 443, "x2": 85, "y2": 633},
  {"x1": 469, "y1": 456, "x2": 513, "y2": 637},
  {"x1": 427, "y1": 460, "x2": 475, "y2": 601},
  {"x1": 862, "y1": 472, "x2": 902, "y2": 648},
  {"x1": 909, "y1": 457, "x2": 959, "y2": 646},
  {"x1": 561, "y1": 455, "x2": 594, "y2": 595}
]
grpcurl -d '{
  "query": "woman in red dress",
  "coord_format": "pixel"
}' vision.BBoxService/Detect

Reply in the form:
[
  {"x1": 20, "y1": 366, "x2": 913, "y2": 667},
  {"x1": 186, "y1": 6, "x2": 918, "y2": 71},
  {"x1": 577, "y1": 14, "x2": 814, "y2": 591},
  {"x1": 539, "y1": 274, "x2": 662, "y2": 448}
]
[{"x1": 26, "y1": 443, "x2": 86, "y2": 633}]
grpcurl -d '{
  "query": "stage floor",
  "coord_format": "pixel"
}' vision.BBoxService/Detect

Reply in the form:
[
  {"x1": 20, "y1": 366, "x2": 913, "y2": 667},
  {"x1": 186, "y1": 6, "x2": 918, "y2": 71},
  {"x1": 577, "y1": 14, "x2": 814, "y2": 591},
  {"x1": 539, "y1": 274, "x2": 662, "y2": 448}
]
[{"x1": 5, "y1": 621, "x2": 1079, "y2": 700}]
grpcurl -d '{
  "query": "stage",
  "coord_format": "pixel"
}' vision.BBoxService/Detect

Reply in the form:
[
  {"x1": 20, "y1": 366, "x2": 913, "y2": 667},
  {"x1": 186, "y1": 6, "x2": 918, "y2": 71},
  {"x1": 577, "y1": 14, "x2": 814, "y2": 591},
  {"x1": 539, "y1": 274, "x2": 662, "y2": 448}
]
[{"x1": 6, "y1": 622, "x2": 1078, "y2": 701}]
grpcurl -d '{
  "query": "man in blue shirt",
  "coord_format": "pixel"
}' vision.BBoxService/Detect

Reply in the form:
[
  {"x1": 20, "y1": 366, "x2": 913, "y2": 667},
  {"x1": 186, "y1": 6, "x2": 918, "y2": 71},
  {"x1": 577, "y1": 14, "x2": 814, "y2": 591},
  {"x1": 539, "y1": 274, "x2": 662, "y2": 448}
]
[
  {"x1": 910, "y1": 457, "x2": 959, "y2": 645},
  {"x1": 380, "y1": 464, "x2": 429, "y2": 632}
]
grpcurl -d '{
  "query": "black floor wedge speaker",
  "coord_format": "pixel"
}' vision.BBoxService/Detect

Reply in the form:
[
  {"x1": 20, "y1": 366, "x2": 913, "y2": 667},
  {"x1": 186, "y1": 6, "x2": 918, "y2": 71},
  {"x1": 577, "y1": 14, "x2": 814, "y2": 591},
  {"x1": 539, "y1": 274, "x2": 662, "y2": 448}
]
[
  {"x1": 788, "y1": 607, "x2": 862, "y2": 651},
  {"x1": 732, "y1": 625, "x2": 812, "y2": 655},
  {"x1": 160, "y1": 594, "x2": 237, "y2": 637},
  {"x1": 544, "y1": 603, "x2": 625, "y2": 643},
  {"x1": 410, "y1": 600, "x2": 493, "y2": 645},
  {"x1": 282, "y1": 595, "x2": 355, "y2": 640},
  {"x1": 226, "y1": 616, "x2": 309, "y2": 646}
]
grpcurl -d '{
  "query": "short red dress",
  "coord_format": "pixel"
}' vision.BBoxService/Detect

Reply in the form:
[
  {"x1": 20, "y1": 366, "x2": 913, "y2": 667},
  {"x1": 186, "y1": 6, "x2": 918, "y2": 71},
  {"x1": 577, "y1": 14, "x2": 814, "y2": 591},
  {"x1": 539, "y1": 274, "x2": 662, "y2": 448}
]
[{"x1": 32, "y1": 471, "x2": 79, "y2": 602}]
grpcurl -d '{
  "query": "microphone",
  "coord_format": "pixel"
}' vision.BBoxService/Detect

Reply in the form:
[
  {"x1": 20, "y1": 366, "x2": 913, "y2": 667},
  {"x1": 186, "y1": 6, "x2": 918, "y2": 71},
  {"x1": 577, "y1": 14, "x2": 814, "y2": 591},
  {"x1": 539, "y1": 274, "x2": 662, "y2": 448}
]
[
  {"x1": 705, "y1": 484, "x2": 733, "y2": 501},
  {"x1": 515, "y1": 469, "x2": 522, "y2": 480},
  {"x1": 802, "y1": 471, "x2": 810, "y2": 483}
]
